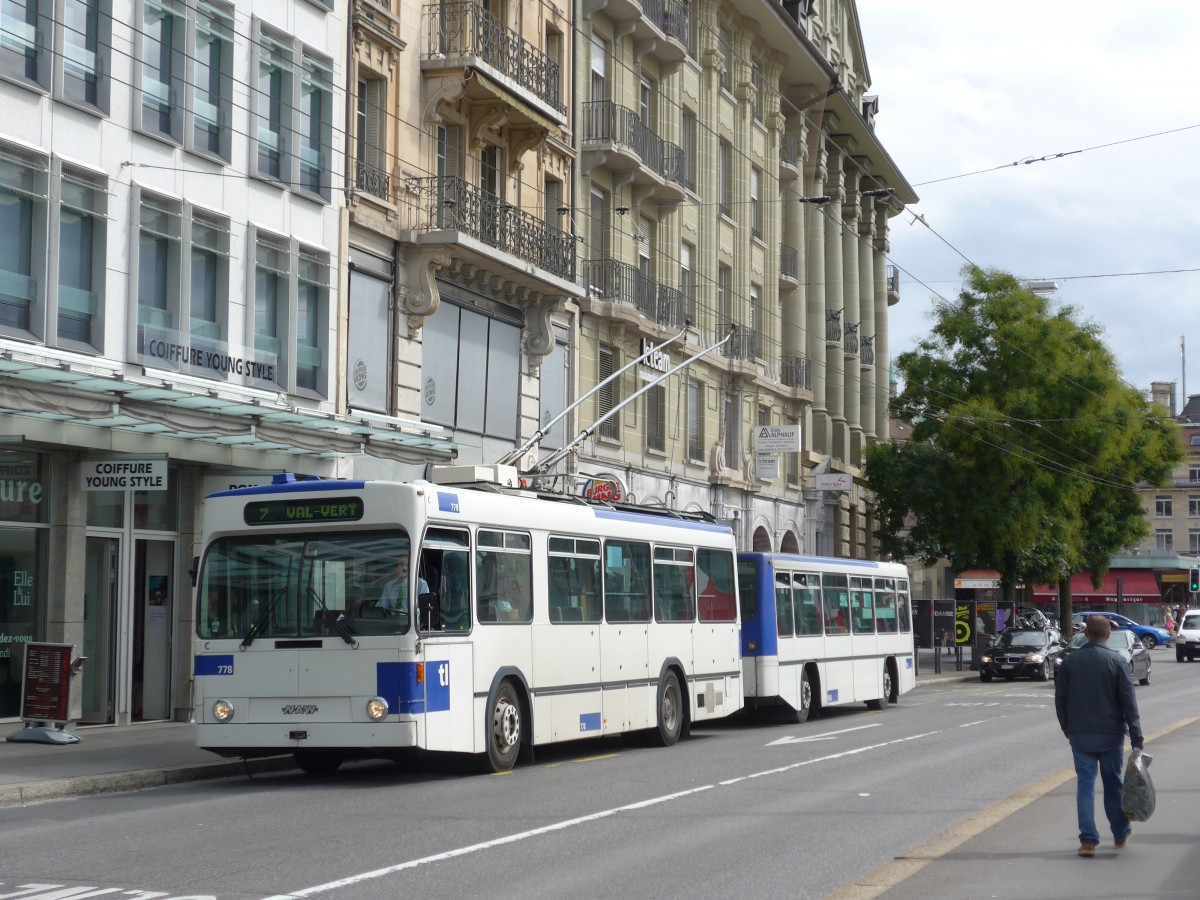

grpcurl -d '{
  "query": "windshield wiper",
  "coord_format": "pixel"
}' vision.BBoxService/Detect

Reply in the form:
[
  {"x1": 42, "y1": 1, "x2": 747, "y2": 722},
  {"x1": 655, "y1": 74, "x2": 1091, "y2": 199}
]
[
  {"x1": 240, "y1": 587, "x2": 287, "y2": 650},
  {"x1": 307, "y1": 585, "x2": 356, "y2": 646}
]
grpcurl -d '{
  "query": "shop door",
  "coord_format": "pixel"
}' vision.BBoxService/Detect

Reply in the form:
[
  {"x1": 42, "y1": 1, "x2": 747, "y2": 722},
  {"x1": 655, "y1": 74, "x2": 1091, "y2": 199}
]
[
  {"x1": 81, "y1": 536, "x2": 119, "y2": 725},
  {"x1": 133, "y1": 538, "x2": 174, "y2": 721}
]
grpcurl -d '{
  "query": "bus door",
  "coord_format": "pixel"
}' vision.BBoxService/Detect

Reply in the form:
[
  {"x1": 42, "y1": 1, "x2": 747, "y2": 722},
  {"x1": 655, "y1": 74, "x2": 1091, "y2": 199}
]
[
  {"x1": 600, "y1": 539, "x2": 651, "y2": 732},
  {"x1": 534, "y1": 536, "x2": 603, "y2": 740},
  {"x1": 647, "y1": 545, "x2": 695, "y2": 685},
  {"x1": 849, "y1": 576, "x2": 879, "y2": 701},
  {"x1": 821, "y1": 574, "x2": 853, "y2": 705}
]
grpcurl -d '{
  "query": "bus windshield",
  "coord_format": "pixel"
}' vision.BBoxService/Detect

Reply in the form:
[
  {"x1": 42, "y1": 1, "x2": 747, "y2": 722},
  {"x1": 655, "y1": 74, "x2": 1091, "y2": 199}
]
[{"x1": 198, "y1": 530, "x2": 414, "y2": 640}]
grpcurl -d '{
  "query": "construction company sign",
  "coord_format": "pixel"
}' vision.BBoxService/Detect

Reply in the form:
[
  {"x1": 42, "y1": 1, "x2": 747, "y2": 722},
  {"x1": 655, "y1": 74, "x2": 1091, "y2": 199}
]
[
  {"x1": 814, "y1": 473, "x2": 852, "y2": 492},
  {"x1": 755, "y1": 425, "x2": 800, "y2": 453},
  {"x1": 82, "y1": 459, "x2": 168, "y2": 491}
]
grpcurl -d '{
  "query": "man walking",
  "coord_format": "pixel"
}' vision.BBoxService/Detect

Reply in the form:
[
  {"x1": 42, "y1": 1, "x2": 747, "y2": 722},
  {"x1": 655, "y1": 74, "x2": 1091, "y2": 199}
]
[{"x1": 1054, "y1": 614, "x2": 1143, "y2": 857}]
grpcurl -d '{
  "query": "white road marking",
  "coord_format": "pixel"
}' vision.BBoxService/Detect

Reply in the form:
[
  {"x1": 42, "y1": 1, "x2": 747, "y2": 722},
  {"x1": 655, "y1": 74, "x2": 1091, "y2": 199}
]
[
  {"x1": 959, "y1": 716, "x2": 1008, "y2": 728},
  {"x1": 765, "y1": 723, "x2": 882, "y2": 746},
  {"x1": 259, "y1": 730, "x2": 941, "y2": 900}
]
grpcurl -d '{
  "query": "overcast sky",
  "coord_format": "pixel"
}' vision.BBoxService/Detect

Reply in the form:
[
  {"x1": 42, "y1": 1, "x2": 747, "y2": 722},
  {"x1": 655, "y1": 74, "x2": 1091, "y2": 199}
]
[{"x1": 857, "y1": 1, "x2": 1200, "y2": 409}]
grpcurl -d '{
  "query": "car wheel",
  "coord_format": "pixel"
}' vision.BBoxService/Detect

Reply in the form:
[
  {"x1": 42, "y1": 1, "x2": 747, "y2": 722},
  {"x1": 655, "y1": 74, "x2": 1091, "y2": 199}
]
[
  {"x1": 1140, "y1": 634, "x2": 1156, "y2": 652},
  {"x1": 1139, "y1": 665, "x2": 1151, "y2": 686},
  {"x1": 1178, "y1": 647, "x2": 1186, "y2": 662},
  {"x1": 1035, "y1": 661, "x2": 1049, "y2": 682}
]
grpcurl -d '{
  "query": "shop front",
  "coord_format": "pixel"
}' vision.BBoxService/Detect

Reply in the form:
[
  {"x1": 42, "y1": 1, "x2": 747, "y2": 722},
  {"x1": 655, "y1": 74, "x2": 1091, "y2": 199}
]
[{"x1": 0, "y1": 451, "x2": 49, "y2": 720}]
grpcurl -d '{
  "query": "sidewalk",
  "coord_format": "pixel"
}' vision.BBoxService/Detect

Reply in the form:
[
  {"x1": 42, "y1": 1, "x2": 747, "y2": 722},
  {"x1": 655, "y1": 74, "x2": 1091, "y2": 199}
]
[
  {"x1": 0, "y1": 648, "x2": 972, "y2": 809},
  {"x1": 831, "y1": 714, "x2": 1200, "y2": 899}
]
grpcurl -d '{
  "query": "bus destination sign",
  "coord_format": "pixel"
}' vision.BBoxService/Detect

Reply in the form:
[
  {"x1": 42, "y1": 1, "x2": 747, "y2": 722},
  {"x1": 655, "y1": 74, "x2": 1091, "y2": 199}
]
[{"x1": 243, "y1": 498, "x2": 364, "y2": 526}]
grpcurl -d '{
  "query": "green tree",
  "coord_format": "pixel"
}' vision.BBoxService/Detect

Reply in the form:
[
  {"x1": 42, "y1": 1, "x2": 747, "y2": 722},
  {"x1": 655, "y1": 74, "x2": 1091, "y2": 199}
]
[{"x1": 866, "y1": 267, "x2": 1180, "y2": 616}]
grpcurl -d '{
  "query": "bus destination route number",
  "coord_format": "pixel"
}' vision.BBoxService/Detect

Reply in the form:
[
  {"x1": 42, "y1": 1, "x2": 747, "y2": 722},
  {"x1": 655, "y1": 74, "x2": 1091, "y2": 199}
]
[{"x1": 243, "y1": 498, "x2": 364, "y2": 526}]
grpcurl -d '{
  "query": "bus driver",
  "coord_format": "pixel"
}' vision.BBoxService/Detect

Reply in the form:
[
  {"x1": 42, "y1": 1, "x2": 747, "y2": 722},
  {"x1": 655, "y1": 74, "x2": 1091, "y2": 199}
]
[{"x1": 377, "y1": 556, "x2": 430, "y2": 614}]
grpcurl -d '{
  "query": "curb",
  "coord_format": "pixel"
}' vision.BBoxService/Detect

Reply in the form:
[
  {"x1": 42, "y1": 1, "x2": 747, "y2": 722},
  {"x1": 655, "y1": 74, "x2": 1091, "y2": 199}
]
[{"x1": 0, "y1": 754, "x2": 296, "y2": 808}]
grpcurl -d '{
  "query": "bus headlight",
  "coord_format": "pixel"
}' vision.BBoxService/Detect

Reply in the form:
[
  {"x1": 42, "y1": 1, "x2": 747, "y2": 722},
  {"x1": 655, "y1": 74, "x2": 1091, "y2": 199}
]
[
  {"x1": 212, "y1": 699, "x2": 235, "y2": 722},
  {"x1": 366, "y1": 696, "x2": 389, "y2": 721}
]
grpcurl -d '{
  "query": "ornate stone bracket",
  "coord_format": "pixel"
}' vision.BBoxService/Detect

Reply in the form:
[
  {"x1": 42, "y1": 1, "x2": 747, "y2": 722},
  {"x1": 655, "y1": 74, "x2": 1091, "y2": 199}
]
[
  {"x1": 509, "y1": 127, "x2": 547, "y2": 173},
  {"x1": 405, "y1": 247, "x2": 452, "y2": 338},
  {"x1": 522, "y1": 291, "x2": 564, "y2": 374},
  {"x1": 423, "y1": 74, "x2": 469, "y2": 124},
  {"x1": 470, "y1": 102, "x2": 508, "y2": 150}
]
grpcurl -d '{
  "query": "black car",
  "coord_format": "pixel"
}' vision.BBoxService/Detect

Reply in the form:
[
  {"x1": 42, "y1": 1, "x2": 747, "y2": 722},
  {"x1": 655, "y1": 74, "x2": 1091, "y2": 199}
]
[
  {"x1": 1054, "y1": 629, "x2": 1151, "y2": 685},
  {"x1": 979, "y1": 628, "x2": 1064, "y2": 682}
]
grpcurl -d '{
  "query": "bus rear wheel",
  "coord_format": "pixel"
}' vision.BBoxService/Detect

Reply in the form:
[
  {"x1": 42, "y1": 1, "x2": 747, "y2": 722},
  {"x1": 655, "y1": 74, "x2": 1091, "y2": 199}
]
[
  {"x1": 796, "y1": 670, "x2": 813, "y2": 724},
  {"x1": 654, "y1": 671, "x2": 684, "y2": 747},
  {"x1": 866, "y1": 666, "x2": 893, "y2": 711},
  {"x1": 294, "y1": 749, "x2": 343, "y2": 777},
  {"x1": 486, "y1": 681, "x2": 522, "y2": 772}
]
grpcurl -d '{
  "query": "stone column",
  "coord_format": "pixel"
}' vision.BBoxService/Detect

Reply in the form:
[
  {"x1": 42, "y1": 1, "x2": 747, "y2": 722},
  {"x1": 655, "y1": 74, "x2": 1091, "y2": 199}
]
[
  {"x1": 841, "y1": 167, "x2": 861, "y2": 464},
  {"x1": 805, "y1": 146, "x2": 829, "y2": 455},
  {"x1": 874, "y1": 204, "x2": 893, "y2": 442},
  {"x1": 823, "y1": 143, "x2": 846, "y2": 462},
  {"x1": 859, "y1": 197, "x2": 878, "y2": 446}
]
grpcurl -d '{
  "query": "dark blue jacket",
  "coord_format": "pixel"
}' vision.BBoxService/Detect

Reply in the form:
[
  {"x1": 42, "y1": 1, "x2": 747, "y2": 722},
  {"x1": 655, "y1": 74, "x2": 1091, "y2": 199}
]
[{"x1": 1054, "y1": 640, "x2": 1142, "y2": 743}]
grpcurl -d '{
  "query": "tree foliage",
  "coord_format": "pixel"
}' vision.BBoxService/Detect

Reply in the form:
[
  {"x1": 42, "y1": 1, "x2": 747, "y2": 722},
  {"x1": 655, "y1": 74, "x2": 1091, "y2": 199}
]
[{"x1": 865, "y1": 267, "x2": 1181, "y2": 607}]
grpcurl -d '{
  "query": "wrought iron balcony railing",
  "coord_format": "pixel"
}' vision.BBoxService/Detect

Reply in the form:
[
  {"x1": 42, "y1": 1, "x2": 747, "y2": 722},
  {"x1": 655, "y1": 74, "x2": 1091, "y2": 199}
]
[
  {"x1": 781, "y1": 354, "x2": 811, "y2": 390},
  {"x1": 424, "y1": 1, "x2": 564, "y2": 114},
  {"x1": 716, "y1": 323, "x2": 759, "y2": 362},
  {"x1": 583, "y1": 101, "x2": 688, "y2": 190},
  {"x1": 780, "y1": 133, "x2": 799, "y2": 169},
  {"x1": 780, "y1": 243, "x2": 798, "y2": 280},
  {"x1": 410, "y1": 176, "x2": 576, "y2": 281},
  {"x1": 583, "y1": 258, "x2": 688, "y2": 328},
  {"x1": 860, "y1": 336, "x2": 875, "y2": 366},
  {"x1": 355, "y1": 160, "x2": 391, "y2": 201},
  {"x1": 886, "y1": 263, "x2": 899, "y2": 294},
  {"x1": 825, "y1": 315, "x2": 842, "y2": 343},
  {"x1": 843, "y1": 328, "x2": 859, "y2": 356}
]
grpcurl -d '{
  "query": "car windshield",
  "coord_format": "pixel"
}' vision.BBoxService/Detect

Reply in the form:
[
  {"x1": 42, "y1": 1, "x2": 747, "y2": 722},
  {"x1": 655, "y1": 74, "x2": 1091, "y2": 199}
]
[
  {"x1": 1068, "y1": 631, "x2": 1130, "y2": 650},
  {"x1": 1183, "y1": 615, "x2": 1200, "y2": 630},
  {"x1": 996, "y1": 631, "x2": 1047, "y2": 649}
]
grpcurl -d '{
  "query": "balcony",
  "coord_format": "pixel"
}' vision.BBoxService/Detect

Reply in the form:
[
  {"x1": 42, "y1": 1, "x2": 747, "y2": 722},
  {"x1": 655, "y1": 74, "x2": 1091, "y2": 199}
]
[
  {"x1": 780, "y1": 243, "x2": 798, "y2": 289},
  {"x1": 886, "y1": 263, "x2": 900, "y2": 305},
  {"x1": 404, "y1": 176, "x2": 577, "y2": 288},
  {"x1": 843, "y1": 323, "x2": 859, "y2": 358},
  {"x1": 583, "y1": 0, "x2": 690, "y2": 68},
  {"x1": 825, "y1": 310, "x2": 842, "y2": 345},
  {"x1": 860, "y1": 336, "x2": 874, "y2": 367},
  {"x1": 422, "y1": 2, "x2": 566, "y2": 127},
  {"x1": 779, "y1": 133, "x2": 799, "y2": 181},
  {"x1": 782, "y1": 354, "x2": 811, "y2": 390},
  {"x1": 355, "y1": 160, "x2": 391, "y2": 202},
  {"x1": 581, "y1": 101, "x2": 688, "y2": 206},
  {"x1": 582, "y1": 258, "x2": 688, "y2": 329}
]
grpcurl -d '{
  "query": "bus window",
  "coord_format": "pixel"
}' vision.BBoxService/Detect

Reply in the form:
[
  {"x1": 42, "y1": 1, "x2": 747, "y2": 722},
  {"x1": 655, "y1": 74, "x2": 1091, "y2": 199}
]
[
  {"x1": 604, "y1": 539, "x2": 651, "y2": 622},
  {"x1": 824, "y1": 574, "x2": 849, "y2": 635},
  {"x1": 697, "y1": 548, "x2": 737, "y2": 622},
  {"x1": 477, "y1": 529, "x2": 531, "y2": 623},
  {"x1": 547, "y1": 536, "x2": 602, "y2": 623},
  {"x1": 851, "y1": 576, "x2": 875, "y2": 634},
  {"x1": 775, "y1": 572, "x2": 794, "y2": 637},
  {"x1": 874, "y1": 577, "x2": 898, "y2": 633},
  {"x1": 736, "y1": 557, "x2": 759, "y2": 623},
  {"x1": 794, "y1": 573, "x2": 822, "y2": 634},
  {"x1": 897, "y1": 589, "x2": 912, "y2": 633},
  {"x1": 419, "y1": 526, "x2": 471, "y2": 631},
  {"x1": 654, "y1": 546, "x2": 695, "y2": 622}
]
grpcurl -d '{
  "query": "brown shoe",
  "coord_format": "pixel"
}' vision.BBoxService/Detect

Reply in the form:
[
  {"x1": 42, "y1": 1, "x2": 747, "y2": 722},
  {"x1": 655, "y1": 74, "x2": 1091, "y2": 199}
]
[
  {"x1": 1115, "y1": 832, "x2": 1130, "y2": 849},
  {"x1": 1078, "y1": 841, "x2": 1098, "y2": 857}
]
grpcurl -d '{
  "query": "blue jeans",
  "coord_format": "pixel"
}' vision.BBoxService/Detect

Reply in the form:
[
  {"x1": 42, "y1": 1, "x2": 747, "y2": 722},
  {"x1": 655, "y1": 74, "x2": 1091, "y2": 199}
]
[{"x1": 1072, "y1": 744, "x2": 1130, "y2": 844}]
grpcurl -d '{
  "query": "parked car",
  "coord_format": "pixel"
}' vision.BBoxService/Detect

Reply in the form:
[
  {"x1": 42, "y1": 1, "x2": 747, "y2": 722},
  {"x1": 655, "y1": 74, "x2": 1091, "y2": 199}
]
[
  {"x1": 1070, "y1": 612, "x2": 1172, "y2": 650},
  {"x1": 1054, "y1": 629, "x2": 1151, "y2": 685},
  {"x1": 979, "y1": 628, "x2": 1064, "y2": 682},
  {"x1": 1175, "y1": 609, "x2": 1200, "y2": 662}
]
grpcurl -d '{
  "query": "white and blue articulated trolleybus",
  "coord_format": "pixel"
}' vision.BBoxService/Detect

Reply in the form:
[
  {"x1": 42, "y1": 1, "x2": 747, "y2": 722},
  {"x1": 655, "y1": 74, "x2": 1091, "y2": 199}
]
[
  {"x1": 193, "y1": 465, "x2": 743, "y2": 774},
  {"x1": 737, "y1": 553, "x2": 915, "y2": 723}
]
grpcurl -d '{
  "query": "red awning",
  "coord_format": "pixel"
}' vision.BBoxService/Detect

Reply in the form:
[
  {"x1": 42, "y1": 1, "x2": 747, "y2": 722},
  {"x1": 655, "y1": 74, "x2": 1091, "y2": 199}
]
[{"x1": 1032, "y1": 570, "x2": 1161, "y2": 604}]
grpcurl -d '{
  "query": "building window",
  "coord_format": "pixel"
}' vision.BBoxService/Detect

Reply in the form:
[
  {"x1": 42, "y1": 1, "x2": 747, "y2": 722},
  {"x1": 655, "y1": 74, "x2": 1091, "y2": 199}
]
[
  {"x1": 589, "y1": 33, "x2": 607, "y2": 101},
  {"x1": 63, "y1": 0, "x2": 112, "y2": 110},
  {"x1": 681, "y1": 107, "x2": 696, "y2": 192},
  {"x1": 1, "y1": 0, "x2": 49, "y2": 88},
  {"x1": 0, "y1": 142, "x2": 49, "y2": 337},
  {"x1": 786, "y1": 416, "x2": 799, "y2": 485},
  {"x1": 646, "y1": 383, "x2": 665, "y2": 452},
  {"x1": 191, "y1": 2, "x2": 233, "y2": 159},
  {"x1": 680, "y1": 240, "x2": 693, "y2": 319},
  {"x1": 356, "y1": 76, "x2": 387, "y2": 198},
  {"x1": 750, "y1": 166, "x2": 762, "y2": 238},
  {"x1": 1190, "y1": 497, "x2": 1200, "y2": 518},
  {"x1": 749, "y1": 283, "x2": 761, "y2": 358},
  {"x1": 544, "y1": 176, "x2": 563, "y2": 229},
  {"x1": 298, "y1": 53, "x2": 333, "y2": 200},
  {"x1": 56, "y1": 164, "x2": 107, "y2": 349},
  {"x1": 597, "y1": 344, "x2": 619, "y2": 440},
  {"x1": 718, "y1": 139, "x2": 732, "y2": 216},
  {"x1": 687, "y1": 378, "x2": 703, "y2": 462},
  {"x1": 1156, "y1": 529, "x2": 1173, "y2": 553},
  {"x1": 1156, "y1": 496, "x2": 1173, "y2": 517},
  {"x1": 255, "y1": 22, "x2": 334, "y2": 200},
  {"x1": 420, "y1": 302, "x2": 520, "y2": 440},
  {"x1": 718, "y1": 263, "x2": 732, "y2": 329},
  {"x1": 139, "y1": 0, "x2": 185, "y2": 139},
  {"x1": 250, "y1": 228, "x2": 330, "y2": 396},
  {"x1": 1190, "y1": 465, "x2": 1200, "y2": 483},
  {"x1": 188, "y1": 209, "x2": 227, "y2": 341},
  {"x1": 255, "y1": 29, "x2": 291, "y2": 181},
  {"x1": 136, "y1": 191, "x2": 182, "y2": 338},
  {"x1": 1190, "y1": 530, "x2": 1200, "y2": 556},
  {"x1": 588, "y1": 187, "x2": 608, "y2": 264},
  {"x1": 751, "y1": 62, "x2": 763, "y2": 121},
  {"x1": 723, "y1": 393, "x2": 740, "y2": 471}
]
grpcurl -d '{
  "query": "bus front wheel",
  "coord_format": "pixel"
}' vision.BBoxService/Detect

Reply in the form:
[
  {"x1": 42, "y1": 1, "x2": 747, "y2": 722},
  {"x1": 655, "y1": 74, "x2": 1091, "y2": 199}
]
[
  {"x1": 654, "y1": 671, "x2": 684, "y2": 747},
  {"x1": 486, "y1": 681, "x2": 522, "y2": 772},
  {"x1": 294, "y1": 749, "x2": 343, "y2": 777}
]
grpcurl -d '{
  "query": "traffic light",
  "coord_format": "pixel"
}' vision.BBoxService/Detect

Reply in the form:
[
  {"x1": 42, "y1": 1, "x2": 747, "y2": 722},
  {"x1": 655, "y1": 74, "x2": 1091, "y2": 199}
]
[{"x1": 1190, "y1": 567, "x2": 1200, "y2": 593}]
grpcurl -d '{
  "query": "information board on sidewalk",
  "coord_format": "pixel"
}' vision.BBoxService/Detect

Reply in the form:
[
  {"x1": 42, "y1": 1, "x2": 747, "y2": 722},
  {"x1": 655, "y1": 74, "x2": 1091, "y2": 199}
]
[{"x1": 20, "y1": 642, "x2": 73, "y2": 723}]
